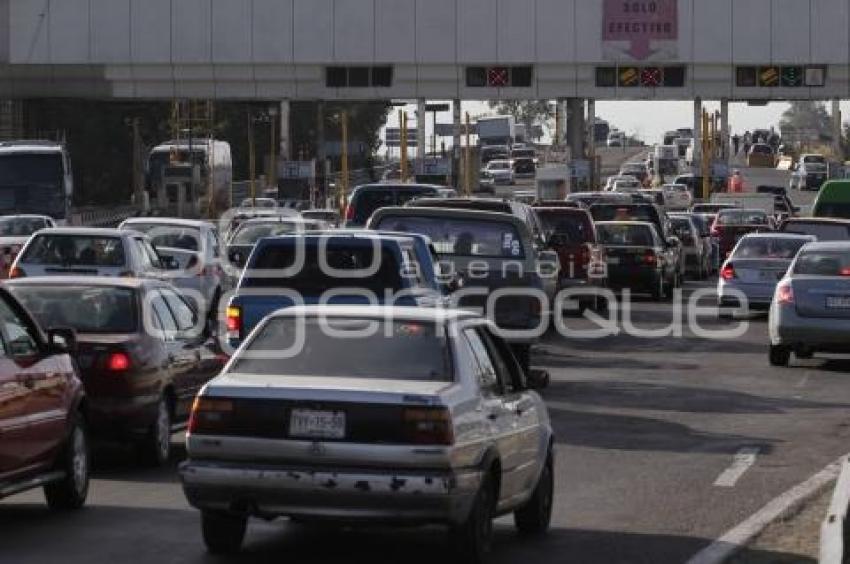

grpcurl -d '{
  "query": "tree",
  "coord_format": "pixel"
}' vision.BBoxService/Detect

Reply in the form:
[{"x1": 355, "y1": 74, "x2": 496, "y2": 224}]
[
  {"x1": 486, "y1": 100, "x2": 553, "y2": 141},
  {"x1": 779, "y1": 101, "x2": 833, "y2": 141}
]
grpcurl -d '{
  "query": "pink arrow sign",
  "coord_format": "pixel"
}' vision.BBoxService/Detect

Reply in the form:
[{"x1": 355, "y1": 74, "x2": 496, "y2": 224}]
[{"x1": 603, "y1": 0, "x2": 678, "y2": 61}]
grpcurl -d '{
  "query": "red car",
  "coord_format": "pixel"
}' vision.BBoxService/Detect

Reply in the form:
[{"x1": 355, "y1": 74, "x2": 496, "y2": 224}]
[
  {"x1": 8, "y1": 277, "x2": 226, "y2": 466},
  {"x1": 533, "y1": 206, "x2": 607, "y2": 310},
  {"x1": 0, "y1": 285, "x2": 89, "y2": 509},
  {"x1": 711, "y1": 209, "x2": 775, "y2": 259}
]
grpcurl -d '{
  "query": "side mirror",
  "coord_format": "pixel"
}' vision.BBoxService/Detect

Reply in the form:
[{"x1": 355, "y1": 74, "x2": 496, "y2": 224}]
[
  {"x1": 526, "y1": 369, "x2": 550, "y2": 390},
  {"x1": 666, "y1": 236, "x2": 681, "y2": 248},
  {"x1": 443, "y1": 272, "x2": 464, "y2": 293},
  {"x1": 46, "y1": 327, "x2": 77, "y2": 356}
]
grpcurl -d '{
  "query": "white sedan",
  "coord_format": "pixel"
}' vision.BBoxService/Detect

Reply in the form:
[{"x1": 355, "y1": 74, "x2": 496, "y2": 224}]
[
  {"x1": 180, "y1": 305, "x2": 554, "y2": 561},
  {"x1": 662, "y1": 184, "x2": 693, "y2": 211}
]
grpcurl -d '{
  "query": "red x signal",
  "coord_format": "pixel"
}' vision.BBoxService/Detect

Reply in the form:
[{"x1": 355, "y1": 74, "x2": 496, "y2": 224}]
[{"x1": 487, "y1": 67, "x2": 510, "y2": 87}]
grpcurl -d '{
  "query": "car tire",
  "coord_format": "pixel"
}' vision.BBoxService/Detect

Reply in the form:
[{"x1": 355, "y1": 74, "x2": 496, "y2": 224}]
[
  {"x1": 769, "y1": 345, "x2": 791, "y2": 367},
  {"x1": 514, "y1": 451, "x2": 554, "y2": 536},
  {"x1": 136, "y1": 396, "x2": 171, "y2": 467},
  {"x1": 44, "y1": 417, "x2": 90, "y2": 510},
  {"x1": 450, "y1": 471, "x2": 496, "y2": 564},
  {"x1": 202, "y1": 510, "x2": 247, "y2": 555}
]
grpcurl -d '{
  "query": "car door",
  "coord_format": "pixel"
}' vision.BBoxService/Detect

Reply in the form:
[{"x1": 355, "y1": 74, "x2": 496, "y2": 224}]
[
  {"x1": 478, "y1": 327, "x2": 544, "y2": 501},
  {"x1": 158, "y1": 287, "x2": 218, "y2": 415},
  {"x1": 0, "y1": 323, "x2": 30, "y2": 476},
  {"x1": 463, "y1": 327, "x2": 524, "y2": 505},
  {"x1": 149, "y1": 289, "x2": 197, "y2": 421},
  {"x1": 0, "y1": 293, "x2": 66, "y2": 472}
]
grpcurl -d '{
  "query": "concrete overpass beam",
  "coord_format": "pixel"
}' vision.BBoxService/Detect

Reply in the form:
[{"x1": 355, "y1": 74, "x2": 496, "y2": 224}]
[
  {"x1": 833, "y1": 99, "x2": 843, "y2": 159},
  {"x1": 452, "y1": 99, "x2": 461, "y2": 187},
  {"x1": 566, "y1": 97, "x2": 586, "y2": 159},
  {"x1": 279, "y1": 100, "x2": 291, "y2": 161}
]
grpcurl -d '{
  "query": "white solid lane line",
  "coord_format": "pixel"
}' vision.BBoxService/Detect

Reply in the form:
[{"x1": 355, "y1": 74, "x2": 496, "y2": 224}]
[
  {"x1": 713, "y1": 447, "x2": 760, "y2": 488},
  {"x1": 687, "y1": 455, "x2": 845, "y2": 564}
]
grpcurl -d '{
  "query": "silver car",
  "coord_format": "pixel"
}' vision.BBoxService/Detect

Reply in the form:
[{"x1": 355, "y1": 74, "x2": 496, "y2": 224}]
[
  {"x1": 180, "y1": 305, "x2": 553, "y2": 560},
  {"x1": 120, "y1": 218, "x2": 226, "y2": 319},
  {"x1": 718, "y1": 233, "x2": 815, "y2": 317},
  {"x1": 10, "y1": 228, "x2": 165, "y2": 280},
  {"x1": 769, "y1": 242, "x2": 850, "y2": 366}
]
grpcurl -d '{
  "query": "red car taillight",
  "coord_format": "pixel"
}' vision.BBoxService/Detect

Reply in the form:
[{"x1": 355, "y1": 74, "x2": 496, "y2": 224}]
[
  {"x1": 643, "y1": 250, "x2": 657, "y2": 265},
  {"x1": 226, "y1": 305, "x2": 242, "y2": 340},
  {"x1": 710, "y1": 224, "x2": 720, "y2": 237},
  {"x1": 188, "y1": 397, "x2": 234, "y2": 435},
  {"x1": 106, "y1": 351, "x2": 131, "y2": 372},
  {"x1": 345, "y1": 204, "x2": 355, "y2": 222},
  {"x1": 776, "y1": 283, "x2": 794, "y2": 305},
  {"x1": 8, "y1": 266, "x2": 24, "y2": 279},
  {"x1": 720, "y1": 264, "x2": 736, "y2": 280},
  {"x1": 402, "y1": 407, "x2": 454, "y2": 445}
]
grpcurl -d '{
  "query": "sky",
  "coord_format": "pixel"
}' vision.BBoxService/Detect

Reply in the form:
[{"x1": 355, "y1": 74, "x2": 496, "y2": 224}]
[{"x1": 383, "y1": 100, "x2": 850, "y2": 149}]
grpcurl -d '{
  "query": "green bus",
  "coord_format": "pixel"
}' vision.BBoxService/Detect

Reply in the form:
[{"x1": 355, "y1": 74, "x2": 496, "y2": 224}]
[{"x1": 812, "y1": 180, "x2": 850, "y2": 219}]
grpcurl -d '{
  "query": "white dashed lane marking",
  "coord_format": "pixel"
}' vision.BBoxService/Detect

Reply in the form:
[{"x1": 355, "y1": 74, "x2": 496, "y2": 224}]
[{"x1": 714, "y1": 447, "x2": 760, "y2": 488}]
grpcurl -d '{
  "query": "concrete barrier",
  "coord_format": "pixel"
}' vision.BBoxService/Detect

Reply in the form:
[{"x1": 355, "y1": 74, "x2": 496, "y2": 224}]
[{"x1": 820, "y1": 456, "x2": 850, "y2": 564}]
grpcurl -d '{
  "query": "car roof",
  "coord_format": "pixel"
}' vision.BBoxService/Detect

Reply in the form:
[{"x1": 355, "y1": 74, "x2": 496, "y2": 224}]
[
  {"x1": 800, "y1": 241, "x2": 850, "y2": 252},
  {"x1": 237, "y1": 216, "x2": 316, "y2": 226},
  {"x1": 34, "y1": 227, "x2": 132, "y2": 237},
  {"x1": 739, "y1": 232, "x2": 815, "y2": 240},
  {"x1": 266, "y1": 305, "x2": 480, "y2": 323},
  {"x1": 255, "y1": 231, "x2": 417, "y2": 245},
  {"x1": 596, "y1": 221, "x2": 655, "y2": 228},
  {"x1": 354, "y1": 183, "x2": 444, "y2": 192},
  {"x1": 5, "y1": 276, "x2": 156, "y2": 289},
  {"x1": 785, "y1": 217, "x2": 850, "y2": 225},
  {"x1": 0, "y1": 214, "x2": 53, "y2": 220},
  {"x1": 718, "y1": 208, "x2": 767, "y2": 214},
  {"x1": 122, "y1": 217, "x2": 214, "y2": 229},
  {"x1": 369, "y1": 206, "x2": 526, "y2": 227}
]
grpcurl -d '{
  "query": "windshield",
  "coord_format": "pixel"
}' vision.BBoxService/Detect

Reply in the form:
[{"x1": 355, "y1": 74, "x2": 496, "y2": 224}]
[
  {"x1": 752, "y1": 145, "x2": 772, "y2": 155},
  {"x1": 783, "y1": 222, "x2": 850, "y2": 241},
  {"x1": 231, "y1": 317, "x2": 451, "y2": 381},
  {"x1": 376, "y1": 216, "x2": 525, "y2": 259},
  {"x1": 244, "y1": 243, "x2": 404, "y2": 294},
  {"x1": 0, "y1": 154, "x2": 66, "y2": 219},
  {"x1": 591, "y1": 205, "x2": 660, "y2": 228},
  {"x1": 733, "y1": 238, "x2": 808, "y2": 259},
  {"x1": 20, "y1": 235, "x2": 126, "y2": 267},
  {"x1": 815, "y1": 202, "x2": 850, "y2": 219},
  {"x1": 597, "y1": 224, "x2": 655, "y2": 246},
  {"x1": 803, "y1": 155, "x2": 826, "y2": 164},
  {"x1": 489, "y1": 162, "x2": 510, "y2": 170},
  {"x1": 0, "y1": 216, "x2": 51, "y2": 237},
  {"x1": 125, "y1": 224, "x2": 200, "y2": 251},
  {"x1": 10, "y1": 285, "x2": 137, "y2": 333},
  {"x1": 536, "y1": 210, "x2": 593, "y2": 244},
  {"x1": 717, "y1": 211, "x2": 769, "y2": 225},
  {"x1": 231, "y1": 223, "x2": 302, "y2": 245},
  {"x1": 794, "y1": 250, "x2": 850, "y2": 276}
]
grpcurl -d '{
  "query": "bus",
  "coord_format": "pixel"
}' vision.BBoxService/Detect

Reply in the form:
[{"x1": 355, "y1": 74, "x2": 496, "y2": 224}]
[{"x1": 0, "y1": 141, "x2": 73, "y2": 223}]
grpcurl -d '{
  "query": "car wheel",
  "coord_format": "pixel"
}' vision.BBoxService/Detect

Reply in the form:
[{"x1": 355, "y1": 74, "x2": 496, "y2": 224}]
[
  {"x1": 137, "y1": 396, "x2": 171, "y2": 467},
  {"x1": 514, "y1": 451, "x2": 554, "y2": 536},
  {"x1": 202, "y1": 510, "x2": 247, "y2": 555},
  {"x1": 769, "y1": 345, "x2": 791, "y2": 367},
  {"x1": 450, "y1": 472, "x2": 496, "y2": 564},
  {"x1": 44, "y1": 417, "x2": 90, "y2": 510}
]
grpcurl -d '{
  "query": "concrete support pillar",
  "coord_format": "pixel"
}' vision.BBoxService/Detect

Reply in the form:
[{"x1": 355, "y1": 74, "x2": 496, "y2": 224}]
[
  {"x1": 720, "y1": 98, "x2": 730, "y2": 163},
  {"x1": 416, "y1": 98, "x2": 427, "y2": 175},
  {"x1": 452, "y1": 100, "x2": 462, "y2": 187},
  {"x1": 566, "y1": 98, "x2": 586, "y2": 159},
  {"x1": 693, "y1": 97, "x2": 703, "y2": 169},
  {"x1": 279, "y1": 100, "x2": 291, "y2": 161},
  {"x1": 832, "y1": 99, "x2": 843, "y2": 159},
  {"x1": 586, "y1": 99, "x2": 596, "y2": 188},
  {"x1": 555, "y1": 99, "x2": 566, "y2": 146},
  {"x1": 316, "y1": 101, "x2": 326, "y2": 201}
]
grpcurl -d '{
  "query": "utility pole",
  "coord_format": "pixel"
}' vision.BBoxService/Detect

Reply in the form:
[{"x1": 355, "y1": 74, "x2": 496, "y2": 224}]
[
  {"x1": 268, "y1": 106, "x2": 278, "y2": 198},
  {"x1": 399, "y1": 110, "x2": 409, "y2": 182},
  {"x1": 248, "y1": 110, "x2": 256, "y2": 207},
  {"x1": 701, "y1": 109, "x2": 712, "y2": 201},
  {"x1": 340, "y1": 110, "x2": 349, "y2": 216},
  {"x1": 464, "y1": 112, "x2": 472, "y2": 196}
]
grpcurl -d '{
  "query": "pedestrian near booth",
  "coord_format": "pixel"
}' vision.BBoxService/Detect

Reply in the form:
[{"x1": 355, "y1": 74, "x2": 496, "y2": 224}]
[
  {"x1": 732, "y1": 134, "x2": 740, "y2": 156},
  {"x1": 728, "y1": 170, "x2": 744, "y2": 193}
]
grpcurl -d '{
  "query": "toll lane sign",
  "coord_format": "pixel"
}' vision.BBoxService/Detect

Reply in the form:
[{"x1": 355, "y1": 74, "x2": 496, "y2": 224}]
[
  {"x1": 603, "y1": 0, "x2": 678, "y2": 62},
  {"x1": 758, "y1": 66, "x2": 780, "y2": 87}
]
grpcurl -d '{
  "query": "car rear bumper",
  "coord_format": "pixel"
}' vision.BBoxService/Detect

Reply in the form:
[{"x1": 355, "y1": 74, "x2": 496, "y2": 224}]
[
  {"x1": 87, "y1": 395, "x2": 159, "y2": 437},
  {"x1": 718, "y1": 281, "x2": 776, "y2": 310},
  {"x1": 180, "y1": 460, "x2": 481, "y2": 524},
  {"x1": 770, "y1": 305, "x2": 850, "y2": 348}
]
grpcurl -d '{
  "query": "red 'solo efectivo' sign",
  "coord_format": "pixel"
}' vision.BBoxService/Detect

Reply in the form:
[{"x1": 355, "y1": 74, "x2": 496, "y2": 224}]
[{"x1": 603, "y1": 0, "x2": 679, "y2": 61}]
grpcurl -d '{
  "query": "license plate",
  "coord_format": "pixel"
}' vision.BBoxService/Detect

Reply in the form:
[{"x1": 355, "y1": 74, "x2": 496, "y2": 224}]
[
  {"x1": 607, "y1": 256, "x2": 620, "y2": 265},
  {"x1": 826, "y1": 296, "x2": 850, "y2": 309},
  {"x1": 289, "y1": 409, "x2": 346, "y2": 439}
]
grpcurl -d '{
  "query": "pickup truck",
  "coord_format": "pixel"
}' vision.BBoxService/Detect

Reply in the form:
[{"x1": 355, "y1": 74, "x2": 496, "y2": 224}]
[{"x1": 225, "y1": 232, "x2": 450, "y2": 350}]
